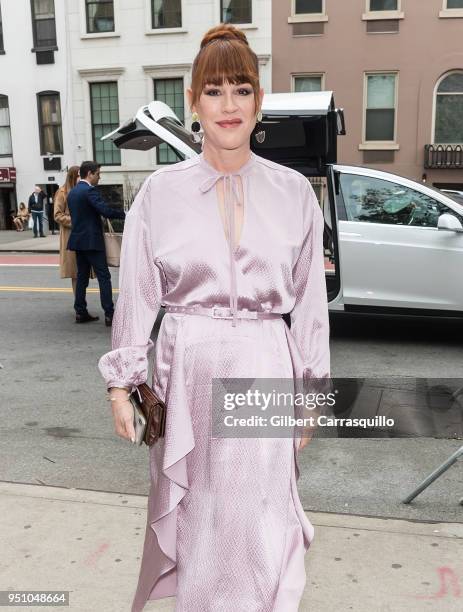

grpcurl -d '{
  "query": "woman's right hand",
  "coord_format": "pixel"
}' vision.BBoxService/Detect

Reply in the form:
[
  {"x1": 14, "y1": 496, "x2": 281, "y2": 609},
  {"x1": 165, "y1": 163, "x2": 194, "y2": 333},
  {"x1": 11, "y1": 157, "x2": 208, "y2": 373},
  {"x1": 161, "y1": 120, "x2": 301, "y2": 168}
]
[{"x1": 109, "y1": 388, "x2": 136, "y2": 443}]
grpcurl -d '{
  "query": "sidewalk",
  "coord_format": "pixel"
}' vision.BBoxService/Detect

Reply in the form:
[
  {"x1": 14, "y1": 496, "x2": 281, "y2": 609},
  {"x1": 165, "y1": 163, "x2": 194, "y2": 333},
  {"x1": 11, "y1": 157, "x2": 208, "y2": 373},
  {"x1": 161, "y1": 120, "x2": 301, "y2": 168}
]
[
  {"x1": 1, "y1": 481, "x2": 461, "y2": 612},
  {"x1": 0, "y1": 230, "x2": 59, "y2": 253}
]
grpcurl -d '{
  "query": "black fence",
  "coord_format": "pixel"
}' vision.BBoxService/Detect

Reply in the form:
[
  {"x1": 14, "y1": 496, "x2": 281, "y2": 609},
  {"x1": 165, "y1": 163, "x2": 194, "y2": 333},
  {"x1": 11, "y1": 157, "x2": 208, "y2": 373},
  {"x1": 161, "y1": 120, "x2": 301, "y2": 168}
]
[{"x1": 424, "y1": 144, "x2": 463, "y2": 169}]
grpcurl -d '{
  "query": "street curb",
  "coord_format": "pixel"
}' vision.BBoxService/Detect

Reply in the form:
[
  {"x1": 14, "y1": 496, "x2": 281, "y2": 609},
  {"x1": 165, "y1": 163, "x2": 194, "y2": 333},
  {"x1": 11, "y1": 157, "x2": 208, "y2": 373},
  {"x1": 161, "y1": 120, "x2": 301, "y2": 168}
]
[{"x1": 1, "y1": 480, "x2": 462, "y2": 538}]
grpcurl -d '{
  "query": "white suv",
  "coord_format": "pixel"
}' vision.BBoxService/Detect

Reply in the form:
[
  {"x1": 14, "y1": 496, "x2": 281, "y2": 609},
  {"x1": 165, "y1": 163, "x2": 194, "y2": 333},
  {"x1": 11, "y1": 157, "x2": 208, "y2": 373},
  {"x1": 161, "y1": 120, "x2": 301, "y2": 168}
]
[{"x1": 104, "y1": 91, "x2": 463, "y2": 319}]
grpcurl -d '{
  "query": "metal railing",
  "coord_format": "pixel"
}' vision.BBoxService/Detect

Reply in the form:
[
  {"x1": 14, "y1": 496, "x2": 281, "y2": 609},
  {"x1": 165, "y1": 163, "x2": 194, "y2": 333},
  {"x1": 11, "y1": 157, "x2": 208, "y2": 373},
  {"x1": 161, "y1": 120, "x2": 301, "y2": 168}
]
[{"x1": 424, "y1": 144, "x2": 463, "y2": 169}]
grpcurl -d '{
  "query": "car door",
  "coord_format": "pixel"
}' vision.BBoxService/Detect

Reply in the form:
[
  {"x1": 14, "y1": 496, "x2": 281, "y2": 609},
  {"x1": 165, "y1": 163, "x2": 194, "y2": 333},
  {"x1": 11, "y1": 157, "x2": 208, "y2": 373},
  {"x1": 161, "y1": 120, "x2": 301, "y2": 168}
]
[
  {"x1": 102, "y1": 101, "x2": 200, "y2": 158},
  {"x1": 336, "y1": 171, "x2": 463, "y2": 313}
]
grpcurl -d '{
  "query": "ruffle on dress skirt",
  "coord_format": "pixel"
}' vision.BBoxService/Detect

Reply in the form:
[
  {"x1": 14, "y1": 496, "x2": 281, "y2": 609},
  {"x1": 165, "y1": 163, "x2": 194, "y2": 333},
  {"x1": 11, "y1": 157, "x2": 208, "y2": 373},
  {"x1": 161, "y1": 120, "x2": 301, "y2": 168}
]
[
  {"x1": 131, "y1": 316, "x2": 194, "y2": 611},
  {"x1": 131, "y1": 316, "x2": 314, "y2": 612}
]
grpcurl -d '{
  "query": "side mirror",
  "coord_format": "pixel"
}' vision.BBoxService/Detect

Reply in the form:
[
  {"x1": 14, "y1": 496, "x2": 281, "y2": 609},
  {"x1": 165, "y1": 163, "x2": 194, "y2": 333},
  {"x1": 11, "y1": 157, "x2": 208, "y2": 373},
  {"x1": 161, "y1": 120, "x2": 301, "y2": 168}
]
[{"x1": 437, "y1": 213, "x2": 463, "y2": 233}]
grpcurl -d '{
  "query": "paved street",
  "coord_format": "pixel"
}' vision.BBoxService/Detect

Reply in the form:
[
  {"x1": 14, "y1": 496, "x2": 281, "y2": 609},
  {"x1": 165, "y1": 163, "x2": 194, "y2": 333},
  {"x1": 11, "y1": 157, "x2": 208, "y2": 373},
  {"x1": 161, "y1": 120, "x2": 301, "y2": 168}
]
[
  {"x1": 1, "y1": 255, "x2": 462, "y2": 523},
  {"x1": 1, "y1": 249, "x2": 462, "y2": 612}
]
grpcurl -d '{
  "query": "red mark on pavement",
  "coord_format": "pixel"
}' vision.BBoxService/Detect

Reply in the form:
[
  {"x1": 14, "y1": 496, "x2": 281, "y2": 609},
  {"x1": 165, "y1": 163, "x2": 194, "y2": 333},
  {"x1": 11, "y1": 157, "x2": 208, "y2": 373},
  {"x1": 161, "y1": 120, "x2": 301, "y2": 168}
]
[
  {"x1": 0, "y1": 255, "x2": 59, "y2": 265},
  {"x1": 413, "y1": 567, "x2": 461, "y2": 599},
  {"x1": 83, "y1": 542, "x2": 110, "y2": 567}
]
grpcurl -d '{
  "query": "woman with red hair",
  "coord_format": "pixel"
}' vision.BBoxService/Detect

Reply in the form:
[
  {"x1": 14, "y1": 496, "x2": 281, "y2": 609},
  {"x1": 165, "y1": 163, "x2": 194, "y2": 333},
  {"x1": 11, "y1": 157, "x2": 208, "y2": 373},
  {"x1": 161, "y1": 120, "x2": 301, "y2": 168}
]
[{"x1": 99, "y1": 23, "x2": 330, "y2": 612}]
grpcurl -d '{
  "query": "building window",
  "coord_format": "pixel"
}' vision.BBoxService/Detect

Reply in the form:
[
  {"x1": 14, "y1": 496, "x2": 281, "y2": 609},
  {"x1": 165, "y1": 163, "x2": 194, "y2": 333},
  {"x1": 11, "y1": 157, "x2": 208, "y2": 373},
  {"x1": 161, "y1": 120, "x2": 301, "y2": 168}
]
[
  {"x1": 369, "y1": 0, "x2": 398, "y2": 10},
  {"x1": 294, "y1": 75, "x2": 323, "y2": 92},
  {"x1": 98, "y1": 184, "x2": 124, "y2": 231},
  {"x1": 434, "y1": 72, "x2": 463, "y2": 144},
  {"x1": 153, "y1": 78, "x2": 184, "y2": 164},
  {"x1": 439, "y1": 1, "x2": 463, "y2": 17},
  {"x1": 221, "y1": 0, "x2": 252, "y2": 24},
  {"x1": 295, "y1": 0, "x2": 323, "y2": 14},
  {"x1": 151, "y1": 0, "x2": 181, "y2": 29},
  {"x1": 0, "y1": 2, "x2": 4, "y2": 53},
  {"x1": 31, "y1": 0, "x2": 57, "y2": 49},
  {"x1": 98, "y1": 184, "x2": 124, "y2": 208},
  {"x1": 86, "y1": 0, "x2": 115, "y2": 33},
  {"x1": 0, "y1": 95, "x2": 12, "y2": 156},
  {"x1": 37, "y1": 91, "x2": 63, "y2": 155},
  {"x1": 90, "y1": 82, "x2": 121, "y2": 165},
  {"x1": 364, "y1": 73, "x2": 397, "y2": 142},
  {"x1": 363, "y1": 0, "x2": 403, "y2": 21}
]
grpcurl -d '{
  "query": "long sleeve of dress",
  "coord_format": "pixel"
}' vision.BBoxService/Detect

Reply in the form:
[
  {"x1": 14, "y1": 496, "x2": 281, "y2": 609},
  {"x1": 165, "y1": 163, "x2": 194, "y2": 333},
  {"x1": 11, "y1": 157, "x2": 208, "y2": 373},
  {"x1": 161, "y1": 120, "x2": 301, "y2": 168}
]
[
  {"x1": 289, "y1": 177, "x2": 330, "y2": 386},
  {"x1": 98, "y1": 177, "x2": 164, "y2": 391}
]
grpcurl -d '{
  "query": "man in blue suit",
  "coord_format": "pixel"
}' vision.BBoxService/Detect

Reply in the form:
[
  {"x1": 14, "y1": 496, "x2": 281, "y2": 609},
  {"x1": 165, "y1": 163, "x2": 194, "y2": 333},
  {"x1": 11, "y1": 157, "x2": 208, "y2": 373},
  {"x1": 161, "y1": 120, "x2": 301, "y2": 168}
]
[{"x1": 67, "y1": 161, "x2": 125, "y2": 326}]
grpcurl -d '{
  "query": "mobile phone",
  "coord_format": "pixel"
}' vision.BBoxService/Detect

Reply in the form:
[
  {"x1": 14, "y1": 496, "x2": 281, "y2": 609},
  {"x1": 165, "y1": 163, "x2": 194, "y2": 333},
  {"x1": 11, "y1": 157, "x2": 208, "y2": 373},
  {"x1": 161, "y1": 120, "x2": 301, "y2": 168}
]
[{"x1": 129, "y1": 390, "x2": 147, "y2": 445}]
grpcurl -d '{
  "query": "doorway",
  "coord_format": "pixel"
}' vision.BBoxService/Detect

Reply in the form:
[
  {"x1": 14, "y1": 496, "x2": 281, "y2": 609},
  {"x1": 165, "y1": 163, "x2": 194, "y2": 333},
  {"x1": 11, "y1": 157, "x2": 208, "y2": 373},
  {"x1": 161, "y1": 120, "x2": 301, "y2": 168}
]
[
  {"x1": 0, "y1": 185, "x2": 17, "y2": 230},
  {"x1": 38, "y1": 183, "x2": 59, "y2": 233}
]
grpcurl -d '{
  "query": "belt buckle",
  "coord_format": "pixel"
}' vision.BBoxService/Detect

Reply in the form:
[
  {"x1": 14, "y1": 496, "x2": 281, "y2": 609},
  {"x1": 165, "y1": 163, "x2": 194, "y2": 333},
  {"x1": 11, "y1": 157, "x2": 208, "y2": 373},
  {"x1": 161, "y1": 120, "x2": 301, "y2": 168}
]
[{"x1": 212, "y1": 306, "x2": 233, "y2": 319}]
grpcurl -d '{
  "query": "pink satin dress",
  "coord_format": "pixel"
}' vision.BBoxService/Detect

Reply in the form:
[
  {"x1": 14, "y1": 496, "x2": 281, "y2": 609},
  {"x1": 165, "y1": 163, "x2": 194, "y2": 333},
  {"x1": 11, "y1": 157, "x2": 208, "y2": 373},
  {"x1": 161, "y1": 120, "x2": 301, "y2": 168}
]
[{"x1": 98, "y1": 150, "x2": 330, "y2": 612}]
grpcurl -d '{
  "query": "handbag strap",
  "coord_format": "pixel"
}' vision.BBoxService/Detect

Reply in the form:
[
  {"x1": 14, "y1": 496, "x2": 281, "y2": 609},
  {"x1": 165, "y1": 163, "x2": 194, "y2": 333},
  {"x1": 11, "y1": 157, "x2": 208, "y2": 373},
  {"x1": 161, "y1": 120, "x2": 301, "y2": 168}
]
[{"x1": 106, "y1": 218, "x2": 115, "y2": 235}]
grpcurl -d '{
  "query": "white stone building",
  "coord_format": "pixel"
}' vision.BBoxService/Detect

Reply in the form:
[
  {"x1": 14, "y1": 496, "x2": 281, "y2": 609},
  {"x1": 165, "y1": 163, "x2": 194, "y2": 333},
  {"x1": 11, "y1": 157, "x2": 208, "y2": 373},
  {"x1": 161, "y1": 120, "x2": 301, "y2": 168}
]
[
  {"x1": 0, "y1": 0, "x2": 74, "y2": 230},
  {"x1": 66, "y1": 0, "x2": 272, "y2": 208},
  {"x1": 0, "y1": 0, "x2": 271, "y2": 229}
]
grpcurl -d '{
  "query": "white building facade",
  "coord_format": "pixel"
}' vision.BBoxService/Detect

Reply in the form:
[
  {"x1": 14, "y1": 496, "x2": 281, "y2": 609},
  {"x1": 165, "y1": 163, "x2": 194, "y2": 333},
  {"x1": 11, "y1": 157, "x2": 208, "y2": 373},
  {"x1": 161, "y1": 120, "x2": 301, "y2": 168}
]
[
  {"x1": 0, "y1": 0, "x2": 271, "y2": 229},
  {"x1": 66, "y1": 0, "x2": 272, "y2": 207},
  {"x1": 0, "y1": 0, "x2": 74, "y2": 230}
]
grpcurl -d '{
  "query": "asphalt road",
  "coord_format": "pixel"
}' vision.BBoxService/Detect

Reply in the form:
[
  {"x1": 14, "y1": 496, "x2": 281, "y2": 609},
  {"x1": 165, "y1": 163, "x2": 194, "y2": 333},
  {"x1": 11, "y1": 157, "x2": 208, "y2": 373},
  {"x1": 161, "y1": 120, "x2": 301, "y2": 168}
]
[{"x1": 0, "y1": 262, "x2": 462, "y2": 523}]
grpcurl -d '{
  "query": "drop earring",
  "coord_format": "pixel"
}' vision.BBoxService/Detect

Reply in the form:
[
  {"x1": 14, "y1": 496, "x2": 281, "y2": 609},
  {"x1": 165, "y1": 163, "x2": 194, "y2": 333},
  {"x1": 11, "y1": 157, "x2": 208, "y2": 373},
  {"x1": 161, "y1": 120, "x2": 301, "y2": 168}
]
[
  {"x1": 191, "y1": 111, "x2": 203, "y2": 144},
  {"x1": 253, "y1": 110, "x2": 265, "y2": 144}
]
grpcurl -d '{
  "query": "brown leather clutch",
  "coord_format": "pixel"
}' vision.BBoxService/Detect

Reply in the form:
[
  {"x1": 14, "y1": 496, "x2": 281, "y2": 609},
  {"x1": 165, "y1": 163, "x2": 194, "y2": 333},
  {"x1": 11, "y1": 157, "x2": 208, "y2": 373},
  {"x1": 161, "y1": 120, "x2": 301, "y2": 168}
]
[{"x1": 129, "y1": 383, "x2": 167, "y2": 446}]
